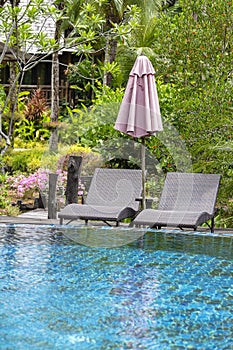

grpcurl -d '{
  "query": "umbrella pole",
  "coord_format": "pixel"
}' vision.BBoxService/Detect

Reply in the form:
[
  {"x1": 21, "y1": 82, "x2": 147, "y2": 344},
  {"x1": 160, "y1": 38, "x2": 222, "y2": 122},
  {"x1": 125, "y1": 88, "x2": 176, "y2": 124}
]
[{"x1": 141, "y1": 137, "x2": 146, "y2": 210}]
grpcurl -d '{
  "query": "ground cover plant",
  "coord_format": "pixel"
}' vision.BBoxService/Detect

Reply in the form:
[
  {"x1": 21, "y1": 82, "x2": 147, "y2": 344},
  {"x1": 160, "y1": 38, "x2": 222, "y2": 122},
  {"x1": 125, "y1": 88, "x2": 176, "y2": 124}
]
[{"x1": 0, "y1": 141, "x2": 103, "y2": 215}]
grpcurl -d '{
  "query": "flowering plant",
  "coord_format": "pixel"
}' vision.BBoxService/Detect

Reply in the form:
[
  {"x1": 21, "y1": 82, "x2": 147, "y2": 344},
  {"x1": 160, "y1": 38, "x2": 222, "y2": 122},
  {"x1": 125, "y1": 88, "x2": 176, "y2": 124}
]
[
  {"x1": 7, "y1": 171, "x2": 47, "y2": 199},
  {"x1": 6, "y1": 169, "x2": 85, "y2": 206}
]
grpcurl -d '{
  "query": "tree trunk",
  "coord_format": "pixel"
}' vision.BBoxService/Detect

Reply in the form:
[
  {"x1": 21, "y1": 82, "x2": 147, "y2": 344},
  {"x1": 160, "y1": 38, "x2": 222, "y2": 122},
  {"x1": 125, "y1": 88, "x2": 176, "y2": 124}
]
[
  {"x1": 7, "y1": 61, "x2": 18, "y2": 146},
  {"x1": 49, "y1": 50, "x2": 59, "y2": 152},
  {"x1": 103, "y1": 38, "x2": 118, "y2": 87},
  {"x1": 49, "y1": 11, "x2": 63, "y2": 152},
  {"x1": 106, "y1": 39, "x2": 118, "y2": 87}
]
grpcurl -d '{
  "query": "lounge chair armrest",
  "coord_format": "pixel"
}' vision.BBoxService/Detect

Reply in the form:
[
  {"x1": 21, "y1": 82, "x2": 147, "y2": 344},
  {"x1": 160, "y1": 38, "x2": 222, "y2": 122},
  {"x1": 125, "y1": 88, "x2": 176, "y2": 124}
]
[{"x1": 135, "y1": 197, "x2": 158, "y2": 208}]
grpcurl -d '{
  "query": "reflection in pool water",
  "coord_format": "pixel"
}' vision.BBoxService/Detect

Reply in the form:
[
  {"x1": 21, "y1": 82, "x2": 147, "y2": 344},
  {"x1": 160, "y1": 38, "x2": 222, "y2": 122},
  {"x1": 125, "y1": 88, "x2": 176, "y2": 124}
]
[{"x1": 0, "y1": 224, "x2": 233, "y2": 349}]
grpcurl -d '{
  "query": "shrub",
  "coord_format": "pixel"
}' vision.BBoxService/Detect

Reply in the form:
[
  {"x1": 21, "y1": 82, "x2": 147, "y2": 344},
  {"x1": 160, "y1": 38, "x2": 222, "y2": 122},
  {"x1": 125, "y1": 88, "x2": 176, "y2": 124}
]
[
  {"x1": 3, "y1": 142, "x2": 103, "y2": 177},
  {"x1": 56, "y1": 144, "x2": 103, "y2": 176},
  {"x1": 0, "y1": 195, "x2": 7, "y2": 209},
  {"x1": 6, "y1": 169, "x2": 85, "y2": 205},
  {"x1": 3, "y1": 144, "x2": 46, "y2": 174}
]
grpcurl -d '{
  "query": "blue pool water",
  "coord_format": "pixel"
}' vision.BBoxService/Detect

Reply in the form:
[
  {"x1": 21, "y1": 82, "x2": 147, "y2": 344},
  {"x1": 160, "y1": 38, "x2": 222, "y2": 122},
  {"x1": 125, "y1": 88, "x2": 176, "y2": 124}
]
[{"x1": 0, "y1": 225, "x2": 233, "y2": 350}]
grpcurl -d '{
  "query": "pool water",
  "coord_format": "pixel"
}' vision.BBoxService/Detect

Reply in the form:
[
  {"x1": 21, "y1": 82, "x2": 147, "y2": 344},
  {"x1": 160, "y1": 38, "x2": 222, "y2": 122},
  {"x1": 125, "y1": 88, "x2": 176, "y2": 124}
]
[{"x1": 0, "y1": 225, "x2": 233, "y2": 350}]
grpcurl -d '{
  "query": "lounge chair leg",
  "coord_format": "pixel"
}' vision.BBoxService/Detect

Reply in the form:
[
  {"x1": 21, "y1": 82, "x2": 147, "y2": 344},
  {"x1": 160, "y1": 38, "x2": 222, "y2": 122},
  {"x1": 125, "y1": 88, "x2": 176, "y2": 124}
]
[
  {"x1": 206, "y1": 219, "x2": 215, "y2": 233},
  {"x1": 85, "y1": 219, "x2": 88, "y2": 225},
  {"x1": 103, "y1": 221, "x2": 112, "y2": 227},
  {"x1": 60, "y1": 218, "x2": 63, "y2": 225},
  {"x1": 211, "y1": 218, "x2": 214, "y2": 233}
]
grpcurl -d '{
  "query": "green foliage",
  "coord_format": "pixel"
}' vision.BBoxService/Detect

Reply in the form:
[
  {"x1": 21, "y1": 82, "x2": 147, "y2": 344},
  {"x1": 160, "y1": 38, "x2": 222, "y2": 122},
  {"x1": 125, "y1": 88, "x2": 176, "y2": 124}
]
[
  {"x1": 0, "y1": 174, "x2": 12, "y2": 210},
  {"x1": 147, "y1": 0, "x2": 233, "y2": 225},
  {"x1": 58, "y1": 80, "x2": 181, "y2": 173},
  {"x1": 3, "y1": 143, "x2": 46, "y2": 174},
  {"x1": 1, "y1": 0, "x2": 232, "y2": 226},
  {"x1": 66, "y1": 58, "x2": 123, "y2": 106},
  {"x1": 58, "y1": 83, "x2": 124, "y2": 146},
  {"x1": 13, "y1": 90, "x2": 51, "y2": 142},
  {"x1": 0, "y1": 178, "x2": 8, "y2": 209},
  {"x1": 0, "y1": 85, "x2": 6, "y2": 108},
  {"x1": 0, "y1": 195, "x2": 7, "y2": 209},
  {"x1": 5, "y1": 204, "x2": 21, "y2": 216},
  {"x1": 66, "y1": 58, "x2": 103, "y2": 106},
  {"x1": 0, "y1": 0, "x2": 60, "y2": 52},
  {"x1": 2, "y1": 141, "x2": 103, "y2": 179},
  {"x1": 24, "y1": 89, "x2": 50, "y2": 121},
  {"x1": 1, "y1": 89, "x2": 51, "y2": 143},
  {"x1": 56, "y1": 144, "x2": 103, "y2": 176},
  {"x1": 58, "y1": 104, "x2": 98, "y2": 144},
  {"x1": 92, "y1": 81, "x2": 125, "y2": 105}
]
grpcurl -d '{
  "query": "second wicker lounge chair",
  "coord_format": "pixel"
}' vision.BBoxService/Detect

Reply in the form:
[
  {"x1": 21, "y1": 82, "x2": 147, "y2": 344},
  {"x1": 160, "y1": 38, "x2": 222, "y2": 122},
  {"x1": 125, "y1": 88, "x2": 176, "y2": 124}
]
[
  {"x1": 58, "y1": 168, "x2": 142, "y2": 226},
  {"x1": 132, "y1": 172, "x2": 221, "y2": 233}
]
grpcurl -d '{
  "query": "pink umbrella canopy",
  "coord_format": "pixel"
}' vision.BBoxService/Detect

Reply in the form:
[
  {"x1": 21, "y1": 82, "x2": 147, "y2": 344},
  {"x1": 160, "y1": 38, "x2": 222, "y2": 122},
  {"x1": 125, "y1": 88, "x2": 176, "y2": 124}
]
[
  {"x1": 114, "y1": 55, "x2": 163, "y2": 209},
  {"x1": 114, "y1": 54, "x2": 163, "y2": 137}
]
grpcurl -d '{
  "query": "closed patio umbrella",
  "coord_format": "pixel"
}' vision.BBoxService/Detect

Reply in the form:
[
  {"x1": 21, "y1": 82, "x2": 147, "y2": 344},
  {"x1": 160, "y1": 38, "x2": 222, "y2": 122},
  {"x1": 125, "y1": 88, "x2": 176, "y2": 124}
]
[{"x1": 114, "y1": 54, "x2": 163, "y2": 209}]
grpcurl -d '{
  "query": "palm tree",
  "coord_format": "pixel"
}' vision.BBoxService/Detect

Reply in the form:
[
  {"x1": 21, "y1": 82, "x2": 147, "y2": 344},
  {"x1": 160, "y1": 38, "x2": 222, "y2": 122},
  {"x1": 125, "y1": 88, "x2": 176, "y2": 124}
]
[
  {"x1": 49, "y1": 0, "x2": 85, "y2": 151},
  {"x1": 100, "y1": 0, "x2": 163, "y2": 86}
]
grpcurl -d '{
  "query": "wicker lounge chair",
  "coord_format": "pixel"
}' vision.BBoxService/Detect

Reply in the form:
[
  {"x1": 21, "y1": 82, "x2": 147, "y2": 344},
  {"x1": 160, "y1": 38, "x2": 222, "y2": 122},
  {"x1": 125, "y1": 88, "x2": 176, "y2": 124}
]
[
  {"x1": 58, "y1": 168, "x2": 142, "y2": 226},
  {"x1": 132, "y1": 172, "x2": 221, "y2": 232}
]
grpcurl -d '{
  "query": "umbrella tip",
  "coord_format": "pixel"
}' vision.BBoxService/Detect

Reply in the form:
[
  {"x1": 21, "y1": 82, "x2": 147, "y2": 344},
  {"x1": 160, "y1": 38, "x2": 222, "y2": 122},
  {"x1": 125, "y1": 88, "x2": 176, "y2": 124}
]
[{"x1": 140, "y1": 52, "x2": 145, "y2": 56}]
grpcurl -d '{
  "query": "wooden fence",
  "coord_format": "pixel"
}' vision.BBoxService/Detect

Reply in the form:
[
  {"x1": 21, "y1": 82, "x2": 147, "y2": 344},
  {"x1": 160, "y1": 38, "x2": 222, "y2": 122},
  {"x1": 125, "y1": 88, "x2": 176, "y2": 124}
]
[{"x1": 3, "y1": 81, "x2": 77, "y2": 106}]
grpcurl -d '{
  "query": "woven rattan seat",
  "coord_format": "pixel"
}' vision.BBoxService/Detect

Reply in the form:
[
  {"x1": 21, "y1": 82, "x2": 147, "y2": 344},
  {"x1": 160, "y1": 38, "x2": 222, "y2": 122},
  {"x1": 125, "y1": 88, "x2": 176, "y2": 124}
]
[
  {"x1": 132, "y1": 172, "x2": 221, "y2": 232},
  {"x1": 58, "y1": 168, "x2": 142, "y2": 226}
]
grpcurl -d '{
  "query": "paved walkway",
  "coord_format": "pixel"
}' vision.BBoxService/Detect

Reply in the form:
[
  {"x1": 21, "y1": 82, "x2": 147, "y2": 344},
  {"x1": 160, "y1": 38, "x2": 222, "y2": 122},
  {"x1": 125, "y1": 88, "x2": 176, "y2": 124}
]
[
  {"x1": 0, "y1": 209, "x2": 233, "y2": 236},
  {"x1": 0, "y1": 209, "x2": 60, "y2": 225},
  {"x1": 0, "y1": 209, "x2": 106, "y2": 227}
]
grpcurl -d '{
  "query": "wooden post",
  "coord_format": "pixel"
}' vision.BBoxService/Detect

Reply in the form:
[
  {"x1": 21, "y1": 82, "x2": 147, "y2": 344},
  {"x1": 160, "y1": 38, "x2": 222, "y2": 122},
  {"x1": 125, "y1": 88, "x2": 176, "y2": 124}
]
[
  {"x1": 48, "y1": 173, "x2": 58, "y2": 219},
  {"x1": 66, "y1": 156, "x2": 82, "y2": 204}
]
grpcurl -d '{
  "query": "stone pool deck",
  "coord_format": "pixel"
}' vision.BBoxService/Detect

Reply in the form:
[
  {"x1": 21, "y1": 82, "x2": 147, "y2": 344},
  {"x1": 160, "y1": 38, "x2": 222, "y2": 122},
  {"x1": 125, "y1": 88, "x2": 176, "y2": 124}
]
[
  {"x1": 0, "y1": 209, "x2": 233, "y2": 236},
  {"x1": 0, "y1": 209, "x2": 66, "y2": 226}
]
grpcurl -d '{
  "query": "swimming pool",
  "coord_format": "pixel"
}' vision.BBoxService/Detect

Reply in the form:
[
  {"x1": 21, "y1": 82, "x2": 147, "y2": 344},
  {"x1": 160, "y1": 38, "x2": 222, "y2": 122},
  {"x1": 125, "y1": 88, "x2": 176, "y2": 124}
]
[{"x1": 0, "y1": 224, "x2": 233, "y2": 349}]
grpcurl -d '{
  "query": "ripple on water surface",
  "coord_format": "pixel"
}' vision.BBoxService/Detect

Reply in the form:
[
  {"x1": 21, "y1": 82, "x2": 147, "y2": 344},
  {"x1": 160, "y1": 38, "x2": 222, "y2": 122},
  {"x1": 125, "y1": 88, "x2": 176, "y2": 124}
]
[{"x1": 0, "y1": 225, "x2": 233, "y2": 350}]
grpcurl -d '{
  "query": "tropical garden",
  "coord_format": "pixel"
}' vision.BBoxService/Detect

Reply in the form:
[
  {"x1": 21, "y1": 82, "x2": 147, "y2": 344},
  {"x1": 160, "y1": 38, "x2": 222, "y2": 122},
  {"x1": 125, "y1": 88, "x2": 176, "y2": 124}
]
[{"x1": 0, "y1": 0, "x2": 232, "y2": 228}]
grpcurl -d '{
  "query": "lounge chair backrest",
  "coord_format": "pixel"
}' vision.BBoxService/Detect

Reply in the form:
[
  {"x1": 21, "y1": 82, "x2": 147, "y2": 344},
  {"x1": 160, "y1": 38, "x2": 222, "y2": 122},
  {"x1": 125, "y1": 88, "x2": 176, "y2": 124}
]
[
  {"x1": 85, "y1": 168, "x2": 142, "y2": 211},
  {"x1": 158, "y1": 172, "x2": 221, "y2": 214}
]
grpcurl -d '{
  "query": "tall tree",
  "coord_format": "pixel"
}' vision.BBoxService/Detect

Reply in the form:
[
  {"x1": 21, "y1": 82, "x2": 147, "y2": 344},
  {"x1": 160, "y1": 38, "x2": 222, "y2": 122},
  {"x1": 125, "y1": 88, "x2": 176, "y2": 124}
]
[
  {"x1": 102, "y1": 0, "x2": 163, "y2": 86},
  {"x1": 149, "y1": 0, "x2": 233, "y2": 220},
  {"x1": 49, "y1": 1, "x2": 64, "y2": 152},
  {"x1": 0, "y1": 0, "x2": 60, "y2": 155}
]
